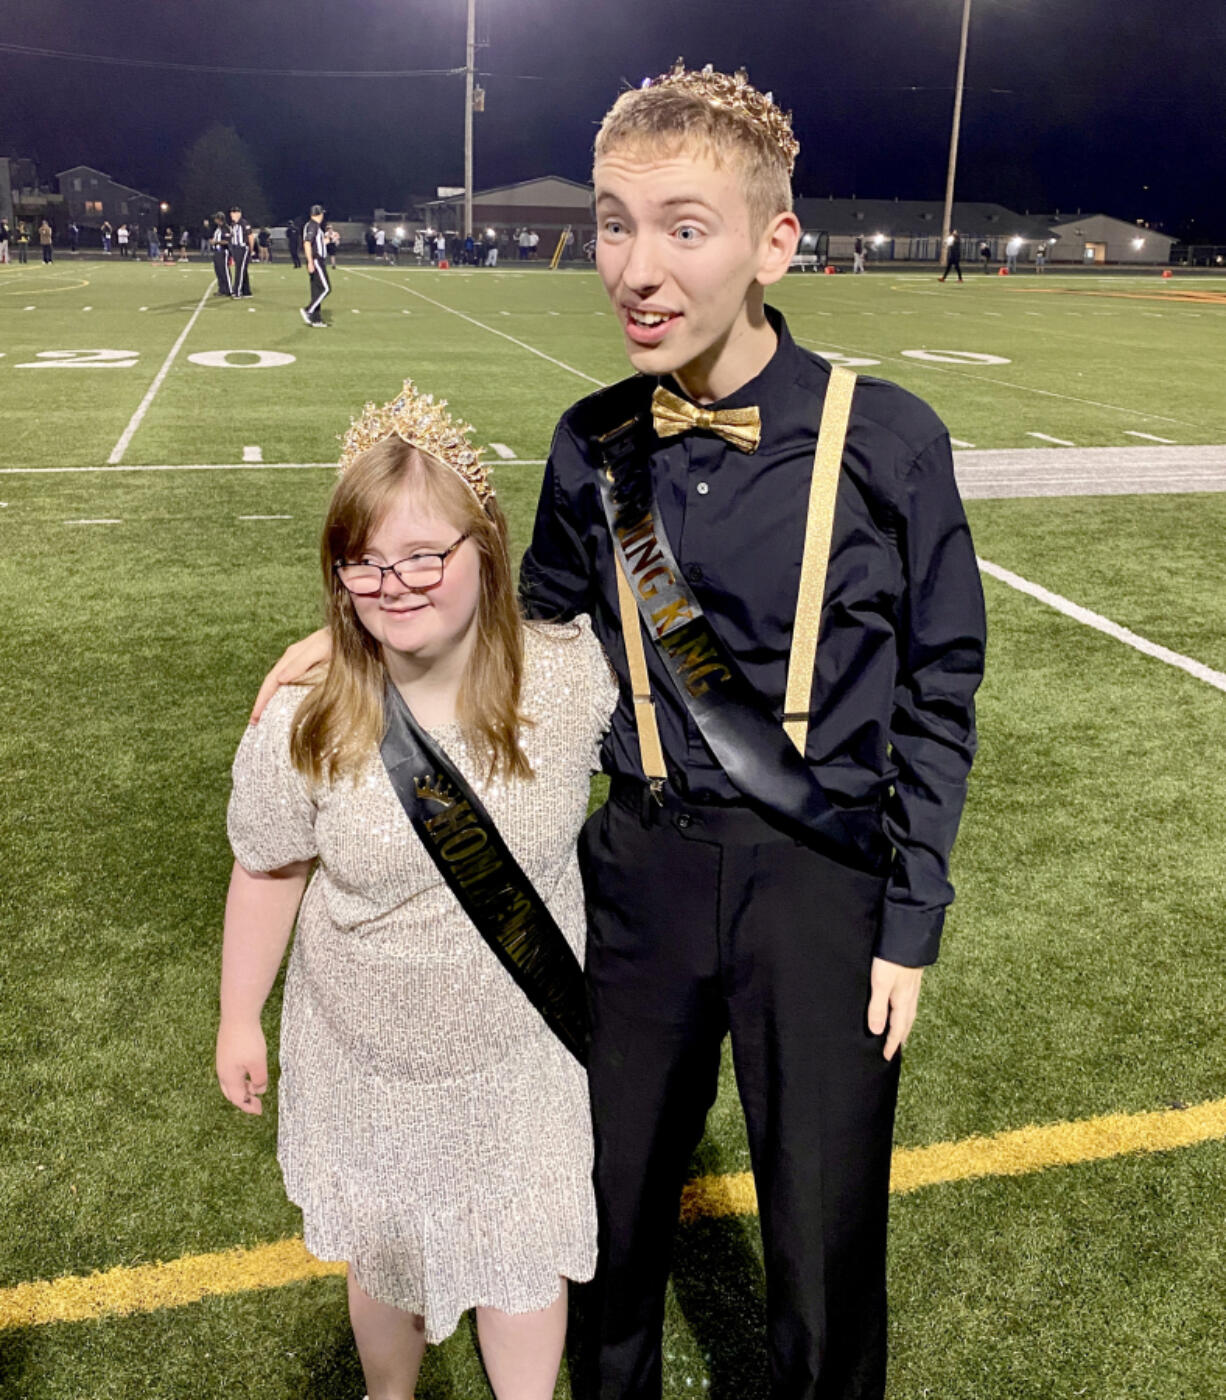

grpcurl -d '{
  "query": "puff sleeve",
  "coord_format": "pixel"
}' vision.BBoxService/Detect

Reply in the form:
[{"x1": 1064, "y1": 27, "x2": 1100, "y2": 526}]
[{"x1": 227, "y1": 686, "x2": 319, "y2": 872}]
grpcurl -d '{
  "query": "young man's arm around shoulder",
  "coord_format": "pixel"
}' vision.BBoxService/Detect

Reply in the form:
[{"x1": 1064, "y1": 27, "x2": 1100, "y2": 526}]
[{"x1": 518, "y1": 418, "x2": 596, "y2": 622}]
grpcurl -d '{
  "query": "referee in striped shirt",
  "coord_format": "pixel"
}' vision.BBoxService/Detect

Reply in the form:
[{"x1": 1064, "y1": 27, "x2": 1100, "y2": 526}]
[{"x1": 301, "y1": 205, "x2": 331, "y2": 327}]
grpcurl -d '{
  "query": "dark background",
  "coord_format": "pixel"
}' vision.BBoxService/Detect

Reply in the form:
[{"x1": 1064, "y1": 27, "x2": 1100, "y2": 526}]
[{"x1": 2, "y1": 0, "x2": 1224, "y2": 240}]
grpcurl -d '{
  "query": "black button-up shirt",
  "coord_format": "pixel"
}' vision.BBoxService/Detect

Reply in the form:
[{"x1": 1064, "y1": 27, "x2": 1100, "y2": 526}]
[{"x1": 519, "y1": 308, "x2": 986, "y2": 966}]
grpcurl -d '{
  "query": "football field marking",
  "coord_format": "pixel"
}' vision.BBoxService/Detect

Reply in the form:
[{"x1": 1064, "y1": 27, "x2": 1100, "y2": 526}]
[
  {"x1": 63, "y1": 518, "x2": 122, "y2": 526},
  {"x1": 1027, "y1": 432, "x2": 1075, "y2": 446},
  {"x1": 242, "y1": 446, "x2": 263, "y2": 462},
  {"x1": 1125, "y1": 431, "x2": 1176, "y2": 444},
  {"x1": 2, "y1": 1095, "x2": 1222, "y2": 1330},
  {"x1": 793, "y1": 333, "x2": 1198, "y2": 428},
  {"x1": 343, "y1": 266, "x2": 608, "y2": 388},
  {"x1": 107, "y1": 282, "x2": 213, "y2": 465},
  {"x1": 489, "y1": 442, "x2": 517, "y2": 459},
  {"x1": 977, "y1": 557, "x2": 1226, "y2": 693}
]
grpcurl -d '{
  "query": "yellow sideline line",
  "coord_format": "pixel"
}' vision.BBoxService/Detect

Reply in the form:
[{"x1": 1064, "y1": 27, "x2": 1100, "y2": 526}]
[{"x1": 4, "y1": 1097, "x2": 1224, "y2": 1331}]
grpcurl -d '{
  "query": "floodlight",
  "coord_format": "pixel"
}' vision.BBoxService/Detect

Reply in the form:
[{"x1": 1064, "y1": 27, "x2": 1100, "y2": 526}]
[
  {"x1": 486, "y1": 228, "x2": 496, "y2": 238},
  {"x1": 873, "y1": 234, "x2": 885, "y2": 246},
  {"x1": 1132, "y1": 238, "x2": 1144, "y2": 249},
  {"x1": 396, "y1": 226, "x2": 405, "y2": 238}
]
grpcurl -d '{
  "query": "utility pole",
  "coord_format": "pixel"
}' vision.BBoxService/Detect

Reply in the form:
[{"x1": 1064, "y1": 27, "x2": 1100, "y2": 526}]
[
  {"x1": 940, "y1": 0, "x2": 973, "y2": 264},
  {"x1": 463, "y1": 0, "x2": 476, "y2": 240}
]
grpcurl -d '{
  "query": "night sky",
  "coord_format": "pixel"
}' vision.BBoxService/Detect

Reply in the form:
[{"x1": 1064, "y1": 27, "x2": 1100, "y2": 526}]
[{"x1": 3, "y1": 0, "x2": 1224, "y2": 240}]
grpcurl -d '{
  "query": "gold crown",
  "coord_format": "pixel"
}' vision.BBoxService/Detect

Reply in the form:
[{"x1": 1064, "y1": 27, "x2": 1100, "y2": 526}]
[
  {"x1": 642, "y1": 59, "x2": 799, "y2": 174},
  {"x1": 338, "y1": 379, "x2": 494, "y2": 505},
  {"x1": 414, "y1": 773, "x2": 460, "y2": 809}
]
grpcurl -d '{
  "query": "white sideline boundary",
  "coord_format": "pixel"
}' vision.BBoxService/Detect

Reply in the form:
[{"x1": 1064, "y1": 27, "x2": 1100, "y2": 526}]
[
  {"x1": 107, "y1": 283, "x2": 213, "y2": 464},
  {"x1": 342, "y1": 266, "x2": 608, "y2": 388},
  {"x1": 977, "y1": 557, "x2": 1226, "y2": 694},
  {"x1": 0, "y1": 462, "x2": 548, "y2": 474}
]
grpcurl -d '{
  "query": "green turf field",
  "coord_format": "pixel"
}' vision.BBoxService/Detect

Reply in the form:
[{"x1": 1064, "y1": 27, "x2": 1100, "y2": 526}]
[{"x1": 2, "y1": 258, "x2": 1224, "y2": 1399}]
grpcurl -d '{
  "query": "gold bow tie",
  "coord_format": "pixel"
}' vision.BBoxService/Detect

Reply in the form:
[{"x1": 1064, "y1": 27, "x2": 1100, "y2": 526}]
[{"x1": 651, "y1": 386, "x2": 762, "y2": 454}]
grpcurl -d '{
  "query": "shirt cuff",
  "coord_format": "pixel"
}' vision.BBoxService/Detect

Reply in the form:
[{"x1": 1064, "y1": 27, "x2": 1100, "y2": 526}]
[{"x1": 876, "y1": 898, "x2": 945, "y2": 967}]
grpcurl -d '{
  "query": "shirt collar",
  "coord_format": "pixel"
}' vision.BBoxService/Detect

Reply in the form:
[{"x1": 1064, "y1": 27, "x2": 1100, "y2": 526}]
[{"x1": 659, "y1": 305, "x2": 804, "y2": 418}]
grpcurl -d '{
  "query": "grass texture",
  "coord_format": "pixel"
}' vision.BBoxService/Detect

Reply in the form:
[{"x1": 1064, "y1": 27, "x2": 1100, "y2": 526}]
[{"x1": 1, "y1": 259, "x2": 1224, "y2": 1398}]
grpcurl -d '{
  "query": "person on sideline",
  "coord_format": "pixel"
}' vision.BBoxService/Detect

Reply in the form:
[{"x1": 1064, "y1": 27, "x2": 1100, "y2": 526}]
[
  {"x1": 940, "y1": 228, "x2": 963, "y2": 282},
  {"x1": 852, "y1": 233, "x2": 866, "y2": 273},
  {"x1": 218, "y1": 383, "x2": 615, "y2": 1400},
  {"x1": 251, "y1": 61, "x2": 986, "y2": 1400},
  {"x1": 301, "y1": 204, "x2": 332, "y2": 327}
]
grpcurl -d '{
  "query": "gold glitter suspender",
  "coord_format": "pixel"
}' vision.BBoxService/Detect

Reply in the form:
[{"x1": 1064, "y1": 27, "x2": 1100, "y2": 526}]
[
  {"x1": 615, "y1": 554, "x2": 669, "y2": 784},
  {"x1": 783, "y1": 366, "x2": 857, "y2": 754},
  {"x1": 613, "y1": 366, "x2": 857, "y2": 781}
]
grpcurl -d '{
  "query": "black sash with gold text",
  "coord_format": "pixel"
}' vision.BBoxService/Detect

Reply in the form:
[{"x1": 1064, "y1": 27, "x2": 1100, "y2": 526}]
[
  {"x1": 380, "y1": 683, "x2": 589, "y2": 1064},
  {"x1": 594, "y1": 413, "x2": 876, "y2": 871}
]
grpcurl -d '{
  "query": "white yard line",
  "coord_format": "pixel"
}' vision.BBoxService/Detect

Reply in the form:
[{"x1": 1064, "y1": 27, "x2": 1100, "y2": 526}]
[
  {"x1": 107, "y1": 283, "x2": 212, "y2": 465},
  {"x1": 978, "y1": 557, "x2": 1226, "y2": 694},
  {"x1": 0, "y1": 460, "x2": 549, "y2": 475},
  {"x1": 238, "y1": 514, "x2": 293, "y2": 520},
  {"x1": 343, "y1": 266, "x2": 608, "y2": 388}
]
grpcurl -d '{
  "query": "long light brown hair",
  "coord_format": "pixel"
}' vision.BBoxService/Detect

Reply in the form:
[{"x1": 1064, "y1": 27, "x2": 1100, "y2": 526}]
[{"x1": 290, "y1": 436, "x2": 531, "y2": 784}]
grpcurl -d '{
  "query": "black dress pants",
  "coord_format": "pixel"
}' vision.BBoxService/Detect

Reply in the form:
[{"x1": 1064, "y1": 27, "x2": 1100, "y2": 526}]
[
  {"x1": 232, "y1": 245, "x2": 251, "y2": 296},
  {"x1": 213, "y1": 248, "x2": 232, "y2": 295},
  {"x1": 576, "y1": 784, "x2": 900, "y2": 1400}
]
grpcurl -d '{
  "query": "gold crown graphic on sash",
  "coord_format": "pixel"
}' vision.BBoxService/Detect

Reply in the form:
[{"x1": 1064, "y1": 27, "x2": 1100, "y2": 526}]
[
  {"x1": 338, "y1": 379, "x2": 494, "y2": 505},
  {"x1": 641, "y1": 59, "x2": 800, "y2": 174}
]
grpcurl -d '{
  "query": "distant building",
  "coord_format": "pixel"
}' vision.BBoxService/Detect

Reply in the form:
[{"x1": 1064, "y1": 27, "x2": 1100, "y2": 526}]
[
  {"x1": 56, "y1": 165, "x2": 160, "y2": 231},
  {"x1": 792, "y1": 198, "x2": 1055, "y2": 263},
  {"x1": 1042, "y1": 212, "x2": 1176, "y2": 265},
  {"x1": 2, "y1": 156, "x2": 64, "y2": 228},
  {"x1": 419, "y1": 176, "x2": 595, "y2": 244}
]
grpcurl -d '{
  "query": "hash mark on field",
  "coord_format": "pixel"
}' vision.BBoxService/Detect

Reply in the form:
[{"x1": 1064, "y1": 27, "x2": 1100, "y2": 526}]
[
  {"x1": 238, "y1": 514, "x2": 293, "y2": 521},
  {"x1": 64, "y1": 518, "x2": 122, "y2": 525},
  {"x1": 82, "y1": 306, "x2": 92, "y2": 311},
  {"x1": 24, "y1": 305, "x2": 35, "y2": 311},
  {"x1": 1124, "y1": 432, "x2": 1177, "y2": 444},
  {"x1": 978, "y1": 558, "x2": 1226, "y2": 692},
  {"x1": 950, "y1": 438, "x2": 976, "y2": 448},
  {"x1": 242, "y1": 446, "x2": 263, "y2": 463},
  {"x1": 489, "y1": 443, "x2": 517, "y2": 459},
  {"x1": 1028, "y1": 433, "x2": 1075, "y2": 446},
  {"x1": 108, "y1": 283, "x2": 213, "y2": 465}
]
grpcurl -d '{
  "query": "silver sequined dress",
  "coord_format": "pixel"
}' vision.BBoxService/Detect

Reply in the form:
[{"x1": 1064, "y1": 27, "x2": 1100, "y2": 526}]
[{"x1": 227, "y1": 617, "x2": 617, "y2": 1341}]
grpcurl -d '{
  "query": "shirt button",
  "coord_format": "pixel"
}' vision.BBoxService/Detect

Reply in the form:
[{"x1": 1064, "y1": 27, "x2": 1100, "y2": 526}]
[
  {"x1": 686, "y1": 564, "x2": 704, "y2": 584},
  {"x1": 695, "y1": 481, "x2": 710, "y2": 495}
]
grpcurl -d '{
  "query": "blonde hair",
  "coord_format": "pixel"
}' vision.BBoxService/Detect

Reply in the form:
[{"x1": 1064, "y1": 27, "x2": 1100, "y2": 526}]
[
  {"x1": 290, "y1": 437, "x2": 531, "y2": 785},
  {"x1": 594, "y1": 85, "x2": 793, "y2": 236}
]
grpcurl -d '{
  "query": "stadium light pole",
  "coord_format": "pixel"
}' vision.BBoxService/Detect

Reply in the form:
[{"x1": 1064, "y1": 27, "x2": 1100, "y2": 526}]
[
  {"x1": 940, "y1": 0, "x2": 973, "y2": 263},
  {"x1": 463, "y1": 0, "x2": 476, "y2": 240}
]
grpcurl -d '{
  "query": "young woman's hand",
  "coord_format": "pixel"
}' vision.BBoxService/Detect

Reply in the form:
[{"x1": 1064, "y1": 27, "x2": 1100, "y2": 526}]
[
  {"x1": 248, "y1": 628, "x2": 332, "y2": 723},
  {"x1": 216, "y1": 1019, "x2": 270, "y2": 1115}
]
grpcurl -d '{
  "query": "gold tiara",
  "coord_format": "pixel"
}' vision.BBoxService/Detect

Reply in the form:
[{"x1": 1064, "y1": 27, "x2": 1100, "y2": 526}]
[
  {"x1": 642, "y1": 59, "x2": 799, "y2": 174},
  {"x1": 337, "y1": 379, "x2": 494, "y2": 505}
]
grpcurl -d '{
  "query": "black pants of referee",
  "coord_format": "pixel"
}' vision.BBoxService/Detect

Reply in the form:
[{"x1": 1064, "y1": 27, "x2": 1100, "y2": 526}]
[
  {"x1": 232, "y1": 245, "x2": 251, "y2": 296},
  {"x1": 213, "y1": 248, "x2": 231, "y2": 295},
  {"x1": 304, "y1": 263, "x2": 331, "y2": 323},
  {"x1": 574, "y1": 783, "x2": 901, "y2": 1400}
]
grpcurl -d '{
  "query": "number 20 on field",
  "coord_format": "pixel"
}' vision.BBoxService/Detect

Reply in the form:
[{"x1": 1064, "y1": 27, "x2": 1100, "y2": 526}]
[{"x1": 2, "y1": 349, "x2": 297, "y2": 369}]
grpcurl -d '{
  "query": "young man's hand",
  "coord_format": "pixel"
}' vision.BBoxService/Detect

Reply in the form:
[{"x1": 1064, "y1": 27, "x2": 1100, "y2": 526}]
[
  {"x1": 867, "y1": 958, "x2": 924, "y2": 1061},
  {"x1": 248, "y1": 628, "x2": 332, "y2": 723}
]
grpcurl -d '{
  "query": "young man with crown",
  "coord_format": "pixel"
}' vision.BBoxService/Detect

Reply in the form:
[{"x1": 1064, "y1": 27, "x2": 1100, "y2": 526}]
[
  {"x1": 516, "y1": 62, "x2": 987, "y2": 1400},
  {"x1": 252, "y1": 60, "x2": 986, "y2": 1400}
]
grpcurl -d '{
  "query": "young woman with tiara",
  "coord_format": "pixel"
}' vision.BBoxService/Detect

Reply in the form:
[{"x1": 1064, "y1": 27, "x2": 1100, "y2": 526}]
[{"x1": 216, "y1": 382, "x2": 616, "y2": 1400}]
